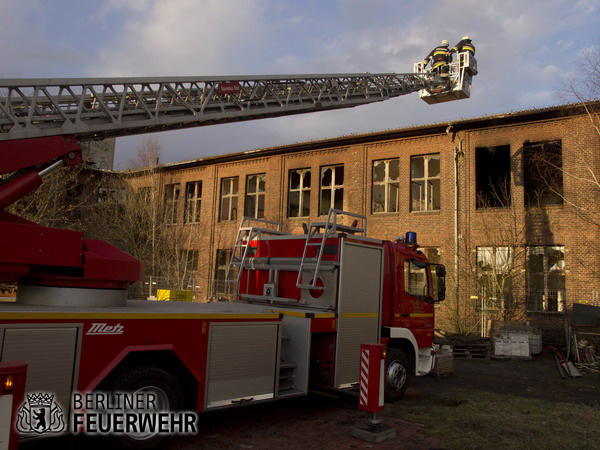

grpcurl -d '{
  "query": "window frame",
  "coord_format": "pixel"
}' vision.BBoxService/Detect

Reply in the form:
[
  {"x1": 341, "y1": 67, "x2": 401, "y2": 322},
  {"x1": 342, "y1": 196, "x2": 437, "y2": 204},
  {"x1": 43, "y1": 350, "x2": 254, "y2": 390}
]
[
  {"x1": 372, "y1": 158, "x2": 400, "y2": 214},
  {"x1": 476, "y1": 246, "x2": 513, "y2": 311},
  {"x1": 410, "y1": 154, "x2": 441, "y2": 212},
  {"x1": 184, "y1": 181, "x2": 202, "y2": 224},
  {"x1": 164, "y1": 183, "x2": 181, "y2": 224},
  {"x1": 288, "y1": 168, "x2": 311, "y2": 218},
  {"x1": 244, "y1": 173, "x2": 266, "y2": 219},
  {"x1": 526, "y1": 245, "x2": 566, "y2": 312},
  {"x1": 219, "y1": 176, "x2": 239, "y2": 222},
  {"x1": 319, "y1": 164, "x2": 344, "y2": 216}
]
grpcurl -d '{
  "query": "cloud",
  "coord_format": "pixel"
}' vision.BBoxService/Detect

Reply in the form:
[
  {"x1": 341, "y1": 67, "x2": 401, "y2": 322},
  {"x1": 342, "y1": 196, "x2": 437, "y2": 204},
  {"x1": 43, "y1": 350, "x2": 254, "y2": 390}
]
[{"x1": 88, "y1": 0, "x2": 268, "y2": 76}]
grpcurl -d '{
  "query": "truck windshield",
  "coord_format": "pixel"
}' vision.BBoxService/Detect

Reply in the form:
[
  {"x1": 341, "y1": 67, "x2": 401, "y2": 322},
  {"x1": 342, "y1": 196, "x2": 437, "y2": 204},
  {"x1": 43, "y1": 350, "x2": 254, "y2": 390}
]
[{"x1": 404, "y1": 260, "x2": 428, "y2": 300}]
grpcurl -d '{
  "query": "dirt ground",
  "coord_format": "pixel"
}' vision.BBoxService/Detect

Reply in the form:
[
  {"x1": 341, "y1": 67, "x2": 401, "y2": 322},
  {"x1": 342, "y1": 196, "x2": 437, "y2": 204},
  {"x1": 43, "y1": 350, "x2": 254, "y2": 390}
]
[{"x1": 20, "y1": 349, "x2": 599, "y2": 449}]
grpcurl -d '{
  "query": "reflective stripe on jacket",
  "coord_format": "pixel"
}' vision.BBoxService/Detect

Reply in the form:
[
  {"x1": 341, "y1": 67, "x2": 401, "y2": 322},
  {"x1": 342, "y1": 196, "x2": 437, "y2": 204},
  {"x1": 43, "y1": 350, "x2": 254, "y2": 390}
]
[
  {"x1": 423, "y1": 45, "x2": 450, "y2": 68},
  {"x1": 452, "y1": 39, "x2": 475, "y2": 56}
]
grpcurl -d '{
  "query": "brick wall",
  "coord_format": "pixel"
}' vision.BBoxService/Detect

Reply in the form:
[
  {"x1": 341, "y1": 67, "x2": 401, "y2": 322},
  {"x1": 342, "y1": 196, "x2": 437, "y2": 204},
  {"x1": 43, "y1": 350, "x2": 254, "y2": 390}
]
[{"x1": 124, "y1": 106, "x2": 600, "y2": 339}]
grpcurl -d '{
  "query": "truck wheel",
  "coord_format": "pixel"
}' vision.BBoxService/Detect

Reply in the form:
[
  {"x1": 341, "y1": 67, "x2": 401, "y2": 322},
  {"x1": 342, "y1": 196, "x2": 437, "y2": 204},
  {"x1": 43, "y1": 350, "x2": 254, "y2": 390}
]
[
  {"x1": 384, "y1": 348, "x2": 410, "y2": 402},
  {"x1": 109, "y1": 366, "x2": 184, "y2": 449}
]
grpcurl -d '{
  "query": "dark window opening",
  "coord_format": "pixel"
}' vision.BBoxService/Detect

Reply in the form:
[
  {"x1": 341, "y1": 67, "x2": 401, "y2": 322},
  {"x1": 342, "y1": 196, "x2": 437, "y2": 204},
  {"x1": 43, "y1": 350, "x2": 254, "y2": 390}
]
[
  {"x1": 523, "y1": 140, "x2": 563, "y2": 207},
  {"x1": 476, "y1": 145, "x2": 511, "y2": 208}
]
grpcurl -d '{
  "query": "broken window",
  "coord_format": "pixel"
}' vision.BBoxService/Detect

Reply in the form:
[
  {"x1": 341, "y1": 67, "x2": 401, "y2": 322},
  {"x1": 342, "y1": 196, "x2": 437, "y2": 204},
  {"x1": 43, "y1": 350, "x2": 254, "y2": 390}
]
[
  {"x1": 288, "y1": 169, "x2": 311, "y2": 217},
  {"x1": 372, "y1": 159, "x2": 399, "y2": 213},
  {"x1": 244, "y1": 173, "x2": 266, "y2": 218},
  {"x1": 184, "y1": 181, "x2": 202, "y2": 224},
  {"x1": 410, "y1": 154, "x2": 440, "y2": 212},
  {"x1": 219, "y1": 177, "x2": 238, "y2": 221},
  {"x1": 320, "y1": 165, "x2": 344, "y2": 215},
  {"x1": 523, "y1": 140, "x2": 563, "y2": 207},
  {"x1": 475, "y1": 145, "x2": 511, "y2": 208},
  {"x1": 164, "y1": 183, "x2": 180, "y2": 224},
  {"x1": 526, "y1": 246, "x2": 566, "y2": 312},
  {"x1": 476, "y1": 247, "x2": 513, "y2": 310}
]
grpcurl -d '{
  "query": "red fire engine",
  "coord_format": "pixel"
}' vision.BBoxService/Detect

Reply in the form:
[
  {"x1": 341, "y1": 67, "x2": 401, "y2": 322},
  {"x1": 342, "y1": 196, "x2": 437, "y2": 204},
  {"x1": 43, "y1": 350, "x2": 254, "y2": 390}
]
[{"x1": 0, "y1": 58, "x2": 474, "y2": 447}]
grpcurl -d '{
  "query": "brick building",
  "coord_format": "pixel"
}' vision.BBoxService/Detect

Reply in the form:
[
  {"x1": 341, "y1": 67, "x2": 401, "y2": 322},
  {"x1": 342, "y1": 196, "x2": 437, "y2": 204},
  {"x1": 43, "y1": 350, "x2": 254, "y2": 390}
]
[{"x1": 123, "y1": 102, "x2": 600, "y2": 341}]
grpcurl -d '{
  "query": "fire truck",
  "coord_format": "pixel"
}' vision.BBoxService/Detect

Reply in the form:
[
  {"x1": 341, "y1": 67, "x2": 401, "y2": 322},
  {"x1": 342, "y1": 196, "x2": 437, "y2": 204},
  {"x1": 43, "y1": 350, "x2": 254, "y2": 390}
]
[{"x1": 0, "y1": 53, "x2": 475, "y2": 448}]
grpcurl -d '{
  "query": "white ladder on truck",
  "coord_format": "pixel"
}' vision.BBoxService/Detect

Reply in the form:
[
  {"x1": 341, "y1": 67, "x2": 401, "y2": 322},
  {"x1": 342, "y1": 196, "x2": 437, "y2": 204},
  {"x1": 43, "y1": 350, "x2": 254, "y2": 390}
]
[
  {"x1": 226, "y1": 216, "x2": 289, "y2": 284},
  {"x1": 296, "y1": 209, "x2": 367, "y2": 290}
]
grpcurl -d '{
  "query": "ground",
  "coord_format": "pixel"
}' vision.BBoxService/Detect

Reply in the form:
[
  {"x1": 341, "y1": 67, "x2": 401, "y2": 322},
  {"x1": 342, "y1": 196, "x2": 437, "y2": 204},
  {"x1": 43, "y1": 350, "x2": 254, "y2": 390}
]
[{"x1": 20, "y1": 349, "x2": 600, "y2": 449}]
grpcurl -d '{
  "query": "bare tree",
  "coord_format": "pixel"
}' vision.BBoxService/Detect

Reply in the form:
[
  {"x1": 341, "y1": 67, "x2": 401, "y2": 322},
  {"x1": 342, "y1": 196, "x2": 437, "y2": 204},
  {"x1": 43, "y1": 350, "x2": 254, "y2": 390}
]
[
  {"x1": 6, "y1": 164, "x2": 95, "y2": 231},
  {"x1": 556, "y1": 46, "x2": 600, "y2": 226},
  {"x1": 88, "y1": 137, "x2": 206, "y2": 299}
]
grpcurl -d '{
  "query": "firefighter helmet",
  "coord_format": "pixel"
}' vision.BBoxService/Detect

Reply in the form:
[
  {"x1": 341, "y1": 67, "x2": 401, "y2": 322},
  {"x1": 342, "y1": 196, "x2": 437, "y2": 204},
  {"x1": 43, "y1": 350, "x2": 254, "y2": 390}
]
[
  {"x1": 441, "y1": 40, "x2": 449, "y2": 46},
  {"x1": 462, "y1": 36, "x2": 470, "y2": 41}
]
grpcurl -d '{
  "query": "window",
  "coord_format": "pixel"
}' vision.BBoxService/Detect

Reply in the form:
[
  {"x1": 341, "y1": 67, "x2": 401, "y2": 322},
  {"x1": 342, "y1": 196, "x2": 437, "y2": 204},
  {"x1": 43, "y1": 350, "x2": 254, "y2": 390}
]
[
  {"x1": 404, "y1": 259, "x2": 428, "y2": 300},
  {"x1": 523, "y1": 140, "x2": 563, "y2": 207},
  {"x1": 372, "y1": 159, "x2": 399, "y2": 213},
  {"x1": 179, "y1": 249, "x2": 199, "y2": 290},
  {"x1": 97, "y1": 187, "x2": 127, "y2": 203},
  {"x1": 219, "y1": 177, "x2": 238, "y2": 221},
  {"x1": 164, "y1": 183, "x2": 180, "y2": 224},
  {"x1": 476, "y1": 247, "x2": 513, "y2": 310},
  {"x1": 213, "y1": 249, "x2": 235, "y2": 296},
  {"x1": 410, "y1": 155, "x2": 440, "y2": 211},
  {"x1": 320, "y1": 165, "x2": 344, "y2": 215},
  {"x1": 288, "y1": 169, "x2": 311, "y2": 217},
  {"x1": 184, "y1": 181, "x2": 202, "y2": 224},
  {"x1": 244, "y1": 174, "x2": 266, "y2": 218},
  {"x1": 527, "y1": 246, "x2": 566, "y2": 312},
  {"x1": 475, "y1": 145, "x2": 511, "y2": 208}
]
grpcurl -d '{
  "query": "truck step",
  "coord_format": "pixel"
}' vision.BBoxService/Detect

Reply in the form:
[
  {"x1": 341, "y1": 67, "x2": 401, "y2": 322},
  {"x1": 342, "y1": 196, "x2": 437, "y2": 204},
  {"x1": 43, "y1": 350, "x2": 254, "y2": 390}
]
[{"x1": 279, "y1": 362, "x2": 297, "y2": 370}]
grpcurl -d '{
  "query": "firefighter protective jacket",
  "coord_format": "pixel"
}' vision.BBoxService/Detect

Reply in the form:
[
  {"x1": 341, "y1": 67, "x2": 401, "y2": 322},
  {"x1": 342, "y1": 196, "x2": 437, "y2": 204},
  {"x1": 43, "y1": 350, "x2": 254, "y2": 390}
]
[
  {"x1": 423, "y1": 45, "x2": 451, "y2": 70},
  {"x1": 452, "y1": 39, "x2": 475, "y2": 56}
]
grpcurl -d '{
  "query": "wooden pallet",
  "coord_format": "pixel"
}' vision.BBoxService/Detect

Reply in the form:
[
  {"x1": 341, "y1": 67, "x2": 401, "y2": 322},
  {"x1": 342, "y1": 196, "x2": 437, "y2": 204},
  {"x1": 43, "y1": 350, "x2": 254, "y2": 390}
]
[{"x1": 452, "y1": 344, "x2": 491, "y2": 360}]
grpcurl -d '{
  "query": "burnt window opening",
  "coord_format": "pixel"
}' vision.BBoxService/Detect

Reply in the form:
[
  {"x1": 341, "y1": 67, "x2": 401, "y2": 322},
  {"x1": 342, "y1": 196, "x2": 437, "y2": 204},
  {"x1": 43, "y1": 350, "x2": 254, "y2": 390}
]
[
  {"x1": 288, "y1": 169, "x2": 311, "y2": 217},
  {"x1": 475, "y1": 145, "x2": 511, "y2": 208},
  {"x1": 320, "y1": 165, "x2": 344, "y2": 215},
  {"x1": 523, "y1": 140, "x2": 563, "y2": 207}
]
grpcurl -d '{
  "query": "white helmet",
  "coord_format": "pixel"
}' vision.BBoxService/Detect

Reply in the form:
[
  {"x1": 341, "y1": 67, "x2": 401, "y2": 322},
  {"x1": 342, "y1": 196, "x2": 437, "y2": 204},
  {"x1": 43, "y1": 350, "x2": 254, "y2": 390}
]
[
  {"x1": 441, "y1": 40, "x2": 449, "y2": 46},
  {"x1": 462, "y1": 36, "x2": 470, "y2": 41}
]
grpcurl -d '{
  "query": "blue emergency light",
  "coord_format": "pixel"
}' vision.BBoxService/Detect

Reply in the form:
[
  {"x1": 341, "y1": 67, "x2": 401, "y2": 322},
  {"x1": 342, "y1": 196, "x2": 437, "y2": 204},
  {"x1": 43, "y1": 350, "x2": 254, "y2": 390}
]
[{"x1": 405, "y1": 232, "x2": 417, "y2": 245}]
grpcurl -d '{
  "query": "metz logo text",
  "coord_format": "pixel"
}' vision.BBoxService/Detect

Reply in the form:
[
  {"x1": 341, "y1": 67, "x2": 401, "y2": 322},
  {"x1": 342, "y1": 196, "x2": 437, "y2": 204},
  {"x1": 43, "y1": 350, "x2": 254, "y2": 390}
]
[{"x1": 86, "y1": 323, "x2": 124, "y2": 335}]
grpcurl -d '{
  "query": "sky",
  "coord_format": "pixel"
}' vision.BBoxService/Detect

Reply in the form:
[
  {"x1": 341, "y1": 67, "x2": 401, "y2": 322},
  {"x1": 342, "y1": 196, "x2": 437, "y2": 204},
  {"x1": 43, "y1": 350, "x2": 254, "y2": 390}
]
[{"x1": 1, "y1": 0, "x2": 599, "y2": 168}]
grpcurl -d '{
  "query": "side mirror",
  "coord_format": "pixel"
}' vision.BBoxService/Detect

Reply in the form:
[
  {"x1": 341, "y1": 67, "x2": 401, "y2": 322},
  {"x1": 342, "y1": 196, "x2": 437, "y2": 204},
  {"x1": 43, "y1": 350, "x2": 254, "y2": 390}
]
[
  {"x1": 429, "y1": 264, "x2": 446, "y2": 302},
  {"x1": 437, "y1": 275, "x2": 446, "y2": 302},
  {"x1": 436, "y1": 265, "x2": 446, "y2": 278}
]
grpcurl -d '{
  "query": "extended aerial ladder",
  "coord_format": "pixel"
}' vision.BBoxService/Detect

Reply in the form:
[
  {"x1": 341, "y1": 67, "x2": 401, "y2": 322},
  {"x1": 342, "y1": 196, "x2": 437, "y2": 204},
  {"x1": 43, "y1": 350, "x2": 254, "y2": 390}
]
[{"x1": 0, "y1": 57, "x2": 476, "y2": 305}]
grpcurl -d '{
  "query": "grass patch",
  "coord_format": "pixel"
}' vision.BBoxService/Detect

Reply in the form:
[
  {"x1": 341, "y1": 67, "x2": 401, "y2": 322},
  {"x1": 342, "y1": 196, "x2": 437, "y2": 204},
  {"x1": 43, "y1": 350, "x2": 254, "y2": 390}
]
[{"x1": 387, "y1": 391, "x2": 600, "y2": 449}]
